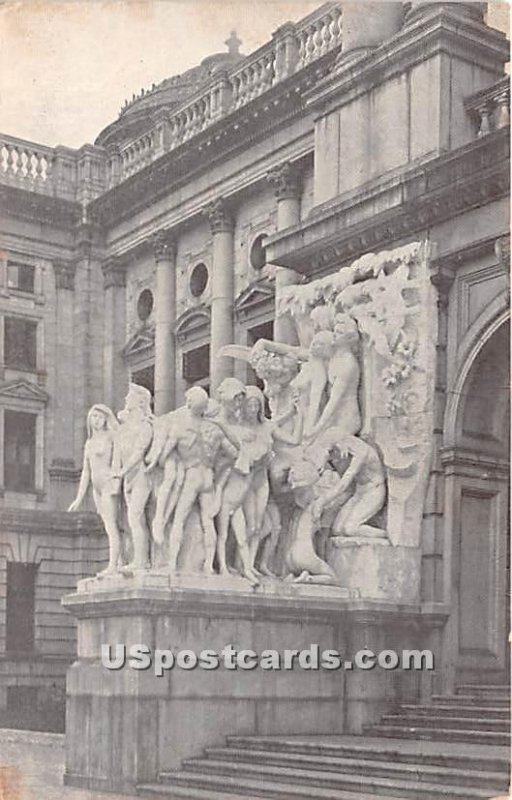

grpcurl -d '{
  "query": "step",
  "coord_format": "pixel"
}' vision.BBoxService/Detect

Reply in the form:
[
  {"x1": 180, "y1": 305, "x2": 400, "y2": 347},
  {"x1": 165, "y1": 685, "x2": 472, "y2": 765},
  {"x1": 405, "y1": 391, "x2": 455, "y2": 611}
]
[
  {"x1": 156, "y1": 765, "x2": 502, "y2": 800},
  {"x1": 138, "y1": 780, "x2": 408, "y2": 800},
  {"x1": 456, "y1": 685, "x2": 510, "y2": 699},
  {"x1": 199, "y1": 747, "x2": 507, "y2": 789},
  {"x1": 368, "y1": 724, "x2": 511, "y2": 746},
  {"x1": 379, "y1": 713, "x2": 510, "y2": 732},
  {"x1": 138, "y1": 786, "x2": 268, "y2": 800},
  {"x1": 397, "y1": 703, "x2": 510, "y2": 718},
  {"x1": 226, "y1": 735, "x2": 510, "y2": 772},
  {"x1": 432, "y1": 694, "x2": 510, "y2": 708}
]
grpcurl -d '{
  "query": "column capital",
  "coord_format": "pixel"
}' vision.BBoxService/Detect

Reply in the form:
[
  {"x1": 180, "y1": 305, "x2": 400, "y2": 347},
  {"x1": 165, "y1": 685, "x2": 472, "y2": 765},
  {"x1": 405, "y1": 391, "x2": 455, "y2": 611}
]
[
  {"x1": 152, "y1": 230, "x2": 177, "y2": 262},
  {"x1": 203, "y1": 198, "x2": 234, "y2": 234},
  {"x1": 267, "y1": 162, "x2": 302, "y2": 201},
  {"x1": 53, "y1": 259, "x2": 76, "y2": 291},
  {"x1": 102, "y1": 257, "x2": 126, "y2": 290}
]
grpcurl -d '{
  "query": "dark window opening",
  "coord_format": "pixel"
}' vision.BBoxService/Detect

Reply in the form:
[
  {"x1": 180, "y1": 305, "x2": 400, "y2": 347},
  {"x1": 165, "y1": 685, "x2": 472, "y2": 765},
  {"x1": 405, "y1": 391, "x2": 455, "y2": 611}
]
[
  {"x1": 183, "y1": 344, "x2": 210, "y2": 394},
  {"x1": 6, "y1": 562, "x2": 38, "y2": 654},
  {"x1": 4, "y1": 410, "x2": 36, "y2": 492},
  {"x1": 132, "y1": 365, "x2": 155, "y2": 409},
  {"x1": 7, "y1": 262, "x2": 35, "y2": 293},
  {"x1": 5, "y1": 317, "x2": 38, "y2": 370}
]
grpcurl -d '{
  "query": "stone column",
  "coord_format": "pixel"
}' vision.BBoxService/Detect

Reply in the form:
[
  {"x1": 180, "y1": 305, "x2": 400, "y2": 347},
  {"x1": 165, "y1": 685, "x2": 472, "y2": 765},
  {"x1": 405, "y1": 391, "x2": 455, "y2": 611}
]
[
  {"x1": 153, "y1": 231, "x2": 177, "y2": 414},
  {"x1": 341, "y1": 2, "x2": 403, "y2": 56},
  {"x1": 101, "y1": 257, "x2": 127, "y2": 411},
  {"x1": 267, "y1": 162, "x2": 302, "y2": 344},
  {"x1": 203, "y1": 199, "x2": 235, "y2": 391},
  {"x1": 49, "y1": 259, "x2": 77, "y2": 506}
]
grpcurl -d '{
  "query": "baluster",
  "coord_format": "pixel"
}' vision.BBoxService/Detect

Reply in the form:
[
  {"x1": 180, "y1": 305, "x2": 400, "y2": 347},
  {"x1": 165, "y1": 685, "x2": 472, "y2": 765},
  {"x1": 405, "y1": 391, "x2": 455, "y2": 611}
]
[
  {"x1": 321, "y1": 13, "x2": 333, "y2": 54},
  {"x1": 34, "y1": 153, "x2": 44, "y2": 181},
  {"x1": 477, "y1": 104, "x2": 492, "y2": 137},
  {"x1": 333, "y1": 9, "x2": 343, "y2": 47},
  {"x1": 297, "y1": 29, "x2": 307, "y2": 68},
  {"x1": 314, "y1": 20, "x2": 324, "y2": 57},
  {"x1": 251, "y1": 64, "x2": 260, "y2": 98},
  {"x1": 495, "y1": 91, "x2": 510, "y2": 130},
  {"x1": 306, "y1": 25, "x2": 316, "y2": 64},
  {"x1": 4, "y1": 145, "x2": 15, "y2": 176}
]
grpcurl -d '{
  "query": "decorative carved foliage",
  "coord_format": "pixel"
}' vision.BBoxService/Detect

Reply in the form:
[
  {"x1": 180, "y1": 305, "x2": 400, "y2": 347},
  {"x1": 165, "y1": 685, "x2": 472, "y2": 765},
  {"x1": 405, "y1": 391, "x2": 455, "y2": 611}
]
[
  {"x1": 152, "y1": 230, "x2": 177, "y2": 262},
  {"x1": 266, "y1": 162, "x2": 301, "y2": 200},
  {"x1": 102, "y1": 258, "x2": 126, "y2": 289},
  {"x1": 202, "y1": 198, "x2": 233, "y2": 234}
]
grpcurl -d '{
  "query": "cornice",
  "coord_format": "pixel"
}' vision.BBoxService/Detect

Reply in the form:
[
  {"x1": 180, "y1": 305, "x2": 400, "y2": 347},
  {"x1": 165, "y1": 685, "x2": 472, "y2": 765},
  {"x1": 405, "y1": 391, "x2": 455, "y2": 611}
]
[
  {"x1": 0, "y1": 184, "x2": 80, "y2": 230},
  {"x1": 265, "y1": 129, "x2": 510, "y2": 275}
]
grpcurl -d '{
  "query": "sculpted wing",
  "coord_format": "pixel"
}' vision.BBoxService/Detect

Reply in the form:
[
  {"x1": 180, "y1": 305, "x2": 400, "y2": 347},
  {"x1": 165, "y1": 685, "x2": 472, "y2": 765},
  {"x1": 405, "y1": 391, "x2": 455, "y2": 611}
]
[{"x1": 218, "y1": 344, "x2": 253, "y2": 363}]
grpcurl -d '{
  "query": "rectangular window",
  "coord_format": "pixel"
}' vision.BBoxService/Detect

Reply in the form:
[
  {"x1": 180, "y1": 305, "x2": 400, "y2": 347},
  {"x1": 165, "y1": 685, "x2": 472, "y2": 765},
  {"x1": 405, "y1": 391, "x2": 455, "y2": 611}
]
[
  {"x1": 4, "y1": 317, "x2": 38, "y2": 370},
  {"x1": 4, "y1": 410, "x2": 36, "y2": 492},
  {"x1": 6, "y1": 562, "x2": 38, "y2": 654},
  {"x1": 132, "y1": 365, "x2": 155, "y2": 398},
  {"x1": 183, "y1": 344, "x2": 210, "y2": 394},
  {"x1": 7, "y1": 262, "x2": 35, "y2": 293}
]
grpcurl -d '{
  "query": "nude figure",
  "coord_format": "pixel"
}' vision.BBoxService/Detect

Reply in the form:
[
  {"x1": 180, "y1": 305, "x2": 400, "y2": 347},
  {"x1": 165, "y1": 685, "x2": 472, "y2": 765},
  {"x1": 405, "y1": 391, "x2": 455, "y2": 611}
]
[
  {"x1": 242, "y1": 385, "x2": 304, "y2": 575},
  {"x1": 313, "y1": 435, "x2": 387, "y2": 541},
  {"x1": 145, "y1": 408, "x2": 187, "y2": 545},
  {"x1": 164, "y1": 386, "x2": 241, "y2": 576},
  {"x1": 114, "y1": 384, "x2": 154, "y2": 572},
  {"x1": 68, "y1": 404, "x2": 123, "y2": 577},
  {"x1": 212, "y1": 378, "x2": 261, "y2": 587},
  {"x1": 306, "y1": 315, "x2": 361, "y2": 442}
]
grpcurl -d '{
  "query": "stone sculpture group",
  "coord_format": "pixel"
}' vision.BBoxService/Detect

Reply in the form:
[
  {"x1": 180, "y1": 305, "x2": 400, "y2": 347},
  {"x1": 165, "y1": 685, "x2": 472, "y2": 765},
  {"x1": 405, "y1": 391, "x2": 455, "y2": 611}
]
[{"x1": 69, "y1": 242, "x2": 435, "y2": 589}]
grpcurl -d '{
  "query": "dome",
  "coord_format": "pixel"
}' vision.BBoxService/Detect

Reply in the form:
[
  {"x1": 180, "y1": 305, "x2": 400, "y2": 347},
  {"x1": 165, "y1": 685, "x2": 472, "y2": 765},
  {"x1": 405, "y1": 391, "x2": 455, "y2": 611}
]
[{"x1": 95, "y1": 32, "x2": 244, "y2": 149}]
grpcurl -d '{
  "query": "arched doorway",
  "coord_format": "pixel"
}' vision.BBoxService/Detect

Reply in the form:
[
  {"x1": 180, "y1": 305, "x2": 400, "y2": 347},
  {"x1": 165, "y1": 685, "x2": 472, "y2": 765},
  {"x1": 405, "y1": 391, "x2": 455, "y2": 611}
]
[{"x1": 444, "y1": 318, "x2": 510, "y2": 686}]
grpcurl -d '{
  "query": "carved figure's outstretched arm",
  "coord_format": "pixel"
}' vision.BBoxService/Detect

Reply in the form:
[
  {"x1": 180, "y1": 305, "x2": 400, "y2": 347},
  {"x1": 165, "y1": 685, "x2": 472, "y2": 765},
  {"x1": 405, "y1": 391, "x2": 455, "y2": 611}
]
[
  {"x1": 68, "y1": 446, "x2": 91, "y2": 511},
  {"x1": 253, "y1": 338, "x2": 309, "y2": 363}
]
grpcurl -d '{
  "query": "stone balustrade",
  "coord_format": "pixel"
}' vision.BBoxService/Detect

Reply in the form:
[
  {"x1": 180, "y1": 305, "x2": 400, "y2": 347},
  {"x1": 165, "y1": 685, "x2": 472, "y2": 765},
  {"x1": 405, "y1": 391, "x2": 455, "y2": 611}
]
[
  {"x1": 465, "y1": 77, "x2": 510, "y2": 138},
  {"x1": 0, "y1": 134, "x2": 110, "y2": 201},
  {"x1": 1, "y1": 4, "x2": 344, "y2": 194},
  {"x1": 296, "y1": 3, "x2": 342, "y2": 67},
  {"x1": 0, "y1": 135, "x2": 55, "y2": 195},
  {"x1": 111, "y1": 2, "x2": 343, "y2": 183}
]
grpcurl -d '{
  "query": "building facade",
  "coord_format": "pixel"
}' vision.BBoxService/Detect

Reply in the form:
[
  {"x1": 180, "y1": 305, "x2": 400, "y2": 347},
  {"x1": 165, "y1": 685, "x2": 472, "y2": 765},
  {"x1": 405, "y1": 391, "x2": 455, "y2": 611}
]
[{"x1": 0, "y1": 0, "x2": 509, "y2": 739}]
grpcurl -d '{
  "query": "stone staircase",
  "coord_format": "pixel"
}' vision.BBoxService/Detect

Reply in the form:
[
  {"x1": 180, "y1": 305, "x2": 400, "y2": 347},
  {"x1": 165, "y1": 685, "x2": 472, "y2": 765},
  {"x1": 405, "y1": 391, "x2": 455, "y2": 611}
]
[{"x1": 138, "y1": 685, "x2": 510, "y2": 799}]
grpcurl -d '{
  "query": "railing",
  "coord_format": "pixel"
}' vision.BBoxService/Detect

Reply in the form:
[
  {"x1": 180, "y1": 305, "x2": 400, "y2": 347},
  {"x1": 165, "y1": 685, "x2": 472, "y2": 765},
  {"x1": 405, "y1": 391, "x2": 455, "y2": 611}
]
[
  {"x1": 465, "y1": 77, "x2": 510, "y2": 138},
  {"x1": 1, "y1": 3, "x2": 343, "y2": 195},
  {"x1": 0, "y1": 134, "x2": 110, "y2": 202},
  {"x1": 112, "y1": 2, "x2": 343, "y2": 184},
  {"x1": 0, "y1": 135, "x2": 55, "y2": 195}
]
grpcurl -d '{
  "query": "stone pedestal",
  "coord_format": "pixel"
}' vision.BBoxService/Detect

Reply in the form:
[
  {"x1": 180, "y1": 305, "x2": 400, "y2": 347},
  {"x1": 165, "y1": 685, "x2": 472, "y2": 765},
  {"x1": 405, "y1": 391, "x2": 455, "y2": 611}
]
[
  {"x1": 63, "y1": 574, "x2": 445, "y2": 793},
  {"x1": 327, "y1": 540, "x2": 421, "y2": 604}
]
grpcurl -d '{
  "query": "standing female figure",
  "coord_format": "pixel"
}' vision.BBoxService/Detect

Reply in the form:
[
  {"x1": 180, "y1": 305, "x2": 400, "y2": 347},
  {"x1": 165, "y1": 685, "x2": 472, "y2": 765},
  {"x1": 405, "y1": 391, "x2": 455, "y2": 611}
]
[{"x1": 68, "y1": 404, "x2": 122, "y2": 576}]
